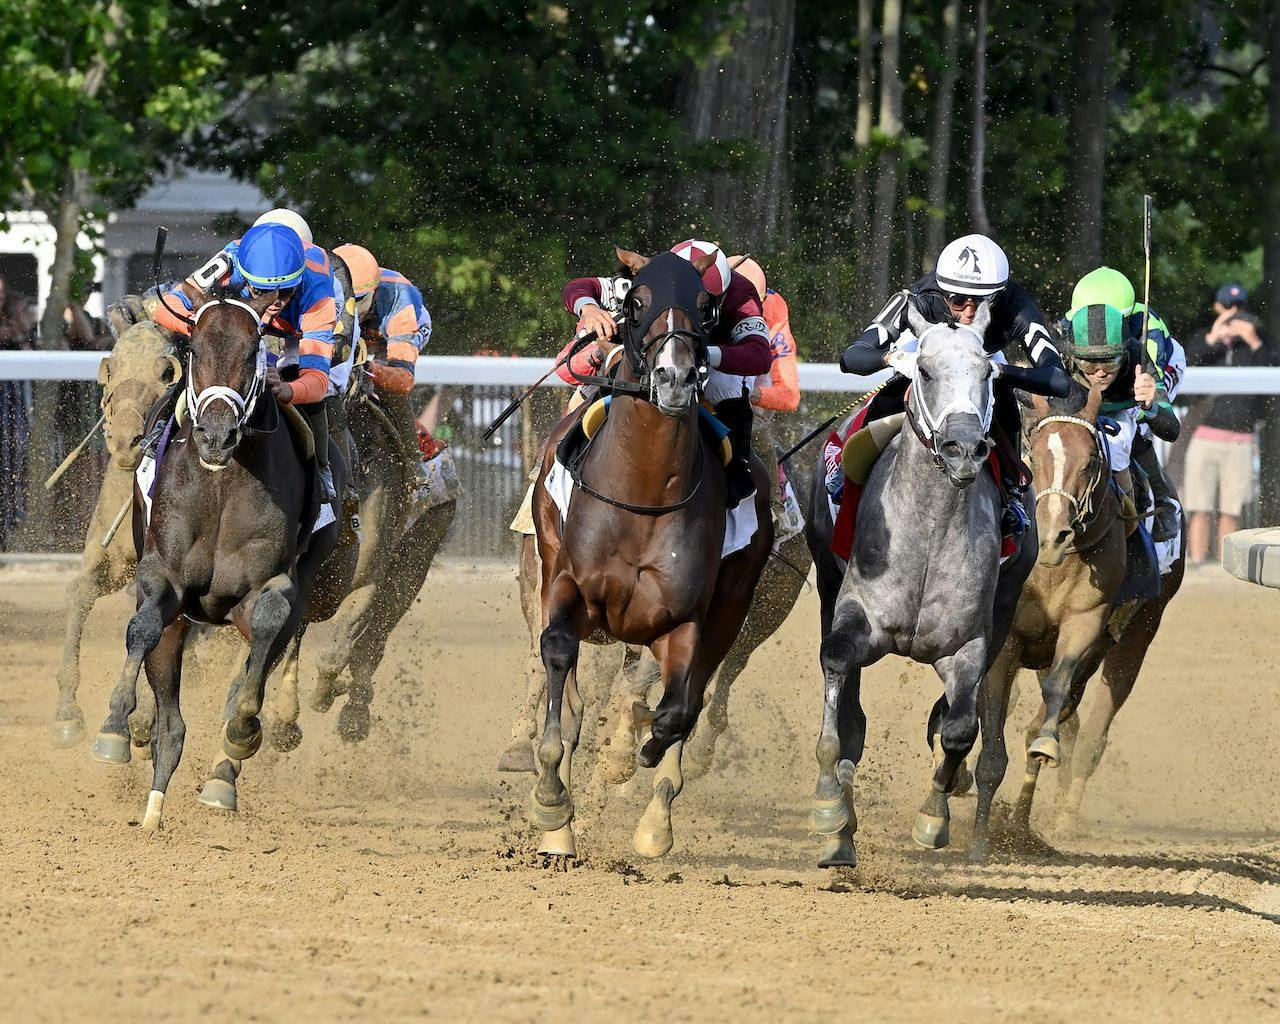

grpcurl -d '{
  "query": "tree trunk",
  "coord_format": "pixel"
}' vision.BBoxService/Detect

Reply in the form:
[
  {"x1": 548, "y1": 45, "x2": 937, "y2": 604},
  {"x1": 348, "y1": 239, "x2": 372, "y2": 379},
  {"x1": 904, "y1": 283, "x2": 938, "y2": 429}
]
[
  {"x1": 970, "y1": 0, "x2": 992, "y2": 235},
  {"x1": 850, "y1": 0, "x2": 877, "y2": 308},
  {"x1": 678, "y1": 0, "x2": 797, "y2": 250},
  {"x1": 923, "y1": 0, "x2": 961, "y2": 271},
  {"x1": 869, "y1": 0, "x2": 904, "y2": 299},
  {"x1": 1258, "y1": 3, "x2": 1280, "y2": 524},
  {"x1": 1063, "y1": 0, "x2": 1116, "y2": 278}
]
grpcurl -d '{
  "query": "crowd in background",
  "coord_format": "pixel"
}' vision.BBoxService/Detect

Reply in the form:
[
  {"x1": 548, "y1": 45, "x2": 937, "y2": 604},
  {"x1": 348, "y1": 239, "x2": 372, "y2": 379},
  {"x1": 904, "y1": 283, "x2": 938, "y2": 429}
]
[{"x1": 0, "y1": 274, "x2": 112, "y2": 551}]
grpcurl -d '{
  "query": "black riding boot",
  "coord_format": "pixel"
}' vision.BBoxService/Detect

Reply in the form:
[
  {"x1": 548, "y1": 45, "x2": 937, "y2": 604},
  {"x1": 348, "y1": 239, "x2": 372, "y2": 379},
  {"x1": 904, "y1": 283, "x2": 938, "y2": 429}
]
[
  {"x1": 301, "y1": 400, "x2": 336, "y2": 503},
  {"x1": 714, "y1": 396, "x2": 757, "y2": 506},
  {"x1": 1133, "y1": 430, "x2": 1179, "y2": 542}
]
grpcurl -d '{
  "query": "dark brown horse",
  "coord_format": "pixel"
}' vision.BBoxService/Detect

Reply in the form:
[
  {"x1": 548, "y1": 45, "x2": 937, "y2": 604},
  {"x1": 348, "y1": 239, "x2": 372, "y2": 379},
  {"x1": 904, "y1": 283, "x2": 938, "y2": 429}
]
[
  {"x1": 527, "y1": 248, "x2": 773, "y2": 859},
  {"x1": 89, "y1": 292, "x2": 347, "y2": 830}
]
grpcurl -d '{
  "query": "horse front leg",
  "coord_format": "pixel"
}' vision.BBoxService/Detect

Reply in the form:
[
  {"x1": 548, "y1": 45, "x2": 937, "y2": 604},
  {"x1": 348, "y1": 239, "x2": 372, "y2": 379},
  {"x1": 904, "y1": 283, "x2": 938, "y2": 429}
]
[
  {"x1": 970, "y1": 640, "x2": 1020, "y2": 862},
  {"x1": 53, "y1": 554, "x2": 112, "y2": 747},
  {"x1": 139, "y1": 617, "x2": 190, "y2": 831},
  {"x1": 1056, "y1": 612, "x2": 1156, "y2": 835},
  {"x1": 915, "y1": 635, "x2": 988, "y2": 850},
  {"x1": 200, "y1": 574, "x2": 303, "y2": 813},
  {"x1": 90, "y1": 558, "x2": 181, "y2": 765},
  {"x1": 529, "y1": 573, "x2": 588, "y2": 853},
  {"x1": 813, "y1": 598, "x2": 876, "y2": 868},
  {"x1": 1026, "y1": 610, "x2": 1107, "y2": 767},
  {"x1": 633, "y1": 621, "x2": 701, "y2": 859}
]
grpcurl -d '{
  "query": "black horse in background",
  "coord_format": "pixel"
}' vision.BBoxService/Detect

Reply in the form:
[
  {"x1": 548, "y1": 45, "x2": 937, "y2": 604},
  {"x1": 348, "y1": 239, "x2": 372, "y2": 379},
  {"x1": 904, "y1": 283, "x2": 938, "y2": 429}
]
[{"x1": 89, "y1": 292, "x2": 350, "y2": 830}]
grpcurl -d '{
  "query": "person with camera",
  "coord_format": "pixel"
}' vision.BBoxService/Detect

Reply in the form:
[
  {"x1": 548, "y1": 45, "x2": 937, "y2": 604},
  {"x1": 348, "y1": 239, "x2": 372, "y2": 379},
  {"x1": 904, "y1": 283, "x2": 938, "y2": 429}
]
[{"x1": 1185, "y1": 283, "x2": 1278, "y2": 564}]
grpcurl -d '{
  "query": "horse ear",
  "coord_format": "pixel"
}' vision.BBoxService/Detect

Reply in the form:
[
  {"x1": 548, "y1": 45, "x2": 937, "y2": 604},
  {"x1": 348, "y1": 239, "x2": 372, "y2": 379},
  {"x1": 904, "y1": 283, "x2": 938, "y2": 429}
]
[
  {"x1": 972, "y1": 298, "x2": 993, "y2": 334},
  {"x1": 691, "y1": 252, "x2": 717, "y2": 278},
  {"x1": 154, "y1": 353, "x2": 182, "y2": 386},
  {"x1": 904, "y1": 299, "x2": 929, "y2": 339},
  {"x1": 97, "y1": 357, "x2": 112, "y2": 386},
  {"x1": 615, "y1": 247, "x2": 650, "y2": 275}
]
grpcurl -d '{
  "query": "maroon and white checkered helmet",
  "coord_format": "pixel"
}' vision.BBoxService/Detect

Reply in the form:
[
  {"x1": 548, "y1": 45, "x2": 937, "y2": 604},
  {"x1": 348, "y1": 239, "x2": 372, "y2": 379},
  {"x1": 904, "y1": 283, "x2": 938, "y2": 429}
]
[{"x1": 671, "y1": 239, "x2": 732, "y2": 297}]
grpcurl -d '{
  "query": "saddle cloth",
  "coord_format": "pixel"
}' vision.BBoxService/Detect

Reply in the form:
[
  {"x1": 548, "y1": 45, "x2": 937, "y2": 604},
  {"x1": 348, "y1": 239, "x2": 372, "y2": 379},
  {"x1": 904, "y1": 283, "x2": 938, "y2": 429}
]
[{"x1": 544, "y1": 398, "x2": 758, "y2": 560}]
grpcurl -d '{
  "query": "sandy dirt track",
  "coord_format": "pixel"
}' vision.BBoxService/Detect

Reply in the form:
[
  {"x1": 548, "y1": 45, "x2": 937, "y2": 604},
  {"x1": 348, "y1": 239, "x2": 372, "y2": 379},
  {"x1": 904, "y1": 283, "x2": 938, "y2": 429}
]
[{"x1": 3, "y1": 558, "x2": 1280, "y2": 1023}]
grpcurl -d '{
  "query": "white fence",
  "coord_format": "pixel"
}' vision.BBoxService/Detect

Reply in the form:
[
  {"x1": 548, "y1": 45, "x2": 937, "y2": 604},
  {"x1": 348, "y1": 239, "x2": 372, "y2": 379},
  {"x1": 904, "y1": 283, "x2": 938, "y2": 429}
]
[{"x1": 4, "y1": 351, "x2": 1280, "y2": 393}]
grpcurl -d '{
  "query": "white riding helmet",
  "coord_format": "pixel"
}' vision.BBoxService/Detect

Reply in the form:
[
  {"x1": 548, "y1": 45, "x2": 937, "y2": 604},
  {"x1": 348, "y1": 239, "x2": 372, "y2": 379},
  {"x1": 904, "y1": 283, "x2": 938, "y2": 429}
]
[
  {"x1": 253, "y1": 208, "x2": 313, "y2": 247},
  {"x1": 934, "y1": 233, "x2": 1009, "y2": 296}
]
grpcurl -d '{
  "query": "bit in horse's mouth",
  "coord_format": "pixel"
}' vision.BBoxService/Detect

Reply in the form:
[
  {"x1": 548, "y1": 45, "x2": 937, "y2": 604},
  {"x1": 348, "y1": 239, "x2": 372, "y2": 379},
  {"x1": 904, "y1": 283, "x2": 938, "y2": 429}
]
[{"x1": 197, "y1": 457, "x2": 231, "y2": 472}]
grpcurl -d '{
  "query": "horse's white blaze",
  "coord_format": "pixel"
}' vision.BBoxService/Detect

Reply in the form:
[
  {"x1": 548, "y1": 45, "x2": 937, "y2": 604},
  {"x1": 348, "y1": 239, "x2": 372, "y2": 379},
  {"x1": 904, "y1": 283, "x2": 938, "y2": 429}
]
[
  {"x1": 656, "y1": 311, "x2": 679, "y2": 371},
  {"x1": 1048, "y1": 433, "x2": 1066, "y2": 490}
]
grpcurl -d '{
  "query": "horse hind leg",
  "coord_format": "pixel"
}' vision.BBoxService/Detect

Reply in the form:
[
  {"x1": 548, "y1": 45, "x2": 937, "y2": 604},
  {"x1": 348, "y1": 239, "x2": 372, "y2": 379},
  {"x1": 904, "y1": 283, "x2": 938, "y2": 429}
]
[
  {"x1": 139, "y1": 617, "x2": 189, "y2": 830},
  {"x1": 53, "y1": 556, "x2": 111, "y2": 747},
  {"x1": 914, "y1": 637, "x2": 987, "y2": 851},
  {"x1": 969, "y1": 644, "x2": 1019, "y2": 862},
  {"x1": 683, "y1": 641, "x2": 749, "y2": 783},
  {"x1": 597, "y1": 646, "x2": 660, "y2": 785},
  {"x1": 90, "y1": 564, "x2": 180, "y2": 765},
  {"x1": 499, "y1": 535, "x2": 544, "y2": 773},
  {"x1": 267, "y1": 630, "x2": 305, "y2": 753}
]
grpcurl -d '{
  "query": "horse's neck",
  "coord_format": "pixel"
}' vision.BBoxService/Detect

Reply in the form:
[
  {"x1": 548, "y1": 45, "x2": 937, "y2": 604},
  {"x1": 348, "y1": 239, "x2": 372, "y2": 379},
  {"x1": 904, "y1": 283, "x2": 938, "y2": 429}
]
[
  {"x1": 591, "y1": 397, "x2": 700, "y2": 502},
  {"x1": 884, "y1": 425, "x2": 969, "y2": 525}
]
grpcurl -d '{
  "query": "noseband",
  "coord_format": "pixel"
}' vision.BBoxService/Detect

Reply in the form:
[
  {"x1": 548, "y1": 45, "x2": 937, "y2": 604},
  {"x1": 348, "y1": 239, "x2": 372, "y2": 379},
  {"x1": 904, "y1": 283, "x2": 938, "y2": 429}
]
[
  {"x1": 1029, "y1": 414, "x2": 1110, "y2": 547},
  {"x1": 185, "y1": 298, "x2": 267, "y2": 434},
  {"x1": 904, "y1": 325, "x2": 994, "y2": 470}
]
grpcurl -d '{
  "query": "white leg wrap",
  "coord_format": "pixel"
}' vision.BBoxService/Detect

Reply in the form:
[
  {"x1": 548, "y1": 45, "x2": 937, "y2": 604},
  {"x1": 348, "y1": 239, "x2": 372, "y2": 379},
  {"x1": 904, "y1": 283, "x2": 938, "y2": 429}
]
[{"x1": 142, "y1": 790, "x2": 165, "y2": 831}]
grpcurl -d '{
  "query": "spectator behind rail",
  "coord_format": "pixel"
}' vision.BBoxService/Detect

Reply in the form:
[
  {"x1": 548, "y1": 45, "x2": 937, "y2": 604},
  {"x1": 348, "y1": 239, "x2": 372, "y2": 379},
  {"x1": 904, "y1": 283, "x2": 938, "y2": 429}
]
[{"x1": 1184, "y1": 283, "x2": 1278, "y2": 565}]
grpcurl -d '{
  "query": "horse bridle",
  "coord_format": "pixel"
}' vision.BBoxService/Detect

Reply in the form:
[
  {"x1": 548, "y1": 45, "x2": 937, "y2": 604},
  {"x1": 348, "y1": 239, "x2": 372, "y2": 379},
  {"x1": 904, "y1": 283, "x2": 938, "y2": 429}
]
[
  {"x1": 1029, "y1": 414, "x2": 1110, "y2": 547},
  {"x1": 904, "y1": 323, "x2": 995, "y2": 470},
  {"x1": 184, "y1": 298, "x2": 267, "y2": 434}
]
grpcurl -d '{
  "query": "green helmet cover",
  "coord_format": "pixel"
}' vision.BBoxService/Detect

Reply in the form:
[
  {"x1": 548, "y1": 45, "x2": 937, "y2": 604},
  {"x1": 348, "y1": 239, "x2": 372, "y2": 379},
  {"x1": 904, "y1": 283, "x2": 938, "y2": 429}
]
[
  {"x1": 1070, "y1": 266, "x2": 1136, "y2": 317},
  {"x1": 1069, "y1": 304, "x2": 1127, "y2": 361}
]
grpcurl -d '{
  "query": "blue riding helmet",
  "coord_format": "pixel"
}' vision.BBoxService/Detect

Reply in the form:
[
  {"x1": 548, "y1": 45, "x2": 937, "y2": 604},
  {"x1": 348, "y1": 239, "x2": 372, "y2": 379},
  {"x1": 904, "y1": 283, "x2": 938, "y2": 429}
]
[{"x1": 233, "y1": 223, "x2": 306, "y2": 290}]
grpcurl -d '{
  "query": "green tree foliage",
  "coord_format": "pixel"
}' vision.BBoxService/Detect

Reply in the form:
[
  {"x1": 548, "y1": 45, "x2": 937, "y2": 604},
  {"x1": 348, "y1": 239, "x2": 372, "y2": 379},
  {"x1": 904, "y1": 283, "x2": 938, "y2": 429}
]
[{"x1": 0, "y1": 1, "x2": 222, "y2": 295}]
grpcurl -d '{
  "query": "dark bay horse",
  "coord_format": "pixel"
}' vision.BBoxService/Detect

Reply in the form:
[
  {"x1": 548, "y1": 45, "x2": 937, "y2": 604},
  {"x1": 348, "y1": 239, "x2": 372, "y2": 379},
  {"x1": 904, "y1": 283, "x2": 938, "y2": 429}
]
[
  {"x1": 89, "y1": 293, "x2": 347, "y2": 830},
  {"x1": 804, "y1": 308, "x2": 1037, "y2": 867},
  {"x1": 527, "y1": 248, "x2": 773, "y2": 858}
]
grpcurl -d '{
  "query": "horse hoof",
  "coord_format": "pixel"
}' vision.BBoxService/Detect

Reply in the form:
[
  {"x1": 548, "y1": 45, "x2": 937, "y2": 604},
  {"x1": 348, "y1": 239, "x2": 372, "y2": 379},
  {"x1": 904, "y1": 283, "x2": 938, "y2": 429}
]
[
  {"x1": 496, "y1": 743, "x2": 536, "y2": 774},
  {"x1": 310, "y1": 686, "x2": 337, "y2": 714},
  {"x1": 817, "y1": 831, "x2": 858, "y2": 868},
  {"x1": 51, "y1": 714, "x2": 86, "y2": 749},
  {"x1": 951, "y1": 762, "x2": 974, "y2": 797},
  {"x1": 633, "y1": 820, "x2": 673, "y2": 859},
  {"x1": 811, "y1": 797, "x2": 850, "y2": 836},
  {"x1": 912, "y1": 811, "x2": 951, "y2": 850},
  {"x1": 537, "y1": 824, "x2": 577, "y2": 858},
  {"x1": 527, "y1": 792, "x2": 573, "y2": 832},
  {"x1": 337, "y1": 703, "x2": 370, "y2": 743},
  {"x1": 1028, "y1": 735, "x2": 1060, "y2": 767},
  {"x1": 133, "y1": 740, "x2": 153, "y2": 762},
  {"x1": 636, "y1": 737, "x2": 663, "y2": 769},
  {"x1": 90, "y1": 732, "x2": 131, "y2": 765},
  {"x1": 968, "y1": 837, "x2": 991, "y2": 864},
  {"x1": 198, "y1": 778, "x2": 238, "y2": 812},
  {"x1": 597, "y1": 750, "x2": 638, "y2": 786},
  {"x1": 268, "y1": 722, "x2": 303, "y2": 754},
  {"x1": 221, "y1": 721, "x2": 262, "y2": 762}
]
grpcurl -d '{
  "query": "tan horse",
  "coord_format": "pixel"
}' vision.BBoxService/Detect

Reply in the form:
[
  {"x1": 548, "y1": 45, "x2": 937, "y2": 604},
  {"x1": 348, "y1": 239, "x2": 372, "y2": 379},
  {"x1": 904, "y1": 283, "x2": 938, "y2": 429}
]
[
  {"x1": 970, "y1": 386, "x2": 1127, "y2": 860},
  {"x1": 51, "y1": 319, "x2": 180, "y2": 747}
]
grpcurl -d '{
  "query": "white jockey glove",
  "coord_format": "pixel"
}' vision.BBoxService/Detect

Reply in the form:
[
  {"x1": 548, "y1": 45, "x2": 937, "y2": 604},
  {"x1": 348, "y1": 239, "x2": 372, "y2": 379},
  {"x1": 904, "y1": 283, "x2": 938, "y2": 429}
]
[{"x1": 884, "y1": 346, "x2": 917, "y2": 379}]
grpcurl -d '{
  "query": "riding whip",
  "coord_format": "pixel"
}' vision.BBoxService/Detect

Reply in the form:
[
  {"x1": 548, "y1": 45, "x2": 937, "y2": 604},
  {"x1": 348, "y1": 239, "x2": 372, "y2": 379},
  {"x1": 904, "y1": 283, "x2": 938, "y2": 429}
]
[
  {"x1": 1139, "y1": 194, "x2": 1154, "y2": 351},
  {"x1": 778, "y1": 397, "x2": 864, "y2": 465},
  {"x1": 43, "y1": 412, "x2": 106, "y2": 490},
  {"x1": 481, "y1": 326, "x2": 611, "y2": 441},
  {"x1": 99, "y1": 491, "x2": 132, "y2": 549}
]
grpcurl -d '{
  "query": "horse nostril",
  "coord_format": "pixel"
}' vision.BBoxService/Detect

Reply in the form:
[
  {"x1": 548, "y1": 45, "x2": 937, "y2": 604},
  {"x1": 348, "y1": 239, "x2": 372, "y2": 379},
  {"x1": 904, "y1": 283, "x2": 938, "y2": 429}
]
[
  {"x1": 974, "y1": 439, "x2": 990, "y2": 459},
  {"x1": 941, "y1": 440, "x2": 962, "y2": 458}
]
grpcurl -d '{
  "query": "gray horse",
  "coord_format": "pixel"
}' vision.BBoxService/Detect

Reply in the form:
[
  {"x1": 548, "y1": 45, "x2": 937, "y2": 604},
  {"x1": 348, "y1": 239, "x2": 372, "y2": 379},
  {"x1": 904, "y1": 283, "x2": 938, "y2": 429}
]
[{"x1": 805, "y1": 305, "x2": 1037, "y2": 867}]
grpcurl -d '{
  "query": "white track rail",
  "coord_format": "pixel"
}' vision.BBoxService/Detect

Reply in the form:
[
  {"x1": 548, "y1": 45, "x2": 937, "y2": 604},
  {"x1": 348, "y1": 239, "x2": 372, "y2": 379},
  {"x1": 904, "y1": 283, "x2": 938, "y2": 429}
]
[{"x1": 3, "y1": 351, "x2": 1280, "y2": 394}]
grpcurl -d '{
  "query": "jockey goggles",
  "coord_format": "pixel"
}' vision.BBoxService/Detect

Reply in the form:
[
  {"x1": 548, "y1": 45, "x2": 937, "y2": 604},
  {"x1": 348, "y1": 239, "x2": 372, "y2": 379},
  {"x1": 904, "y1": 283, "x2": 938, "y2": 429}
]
[
  {"x1": 943, "y1": 287, "x2": 1003, "y2": 306},
  {"x1": 247, "y1": 282, "x2": 297, "y2": 303}
]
